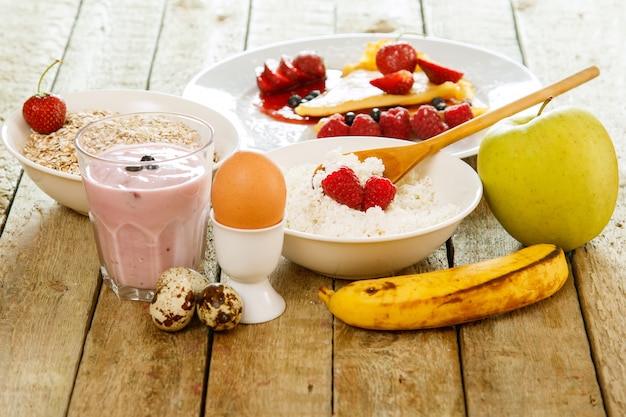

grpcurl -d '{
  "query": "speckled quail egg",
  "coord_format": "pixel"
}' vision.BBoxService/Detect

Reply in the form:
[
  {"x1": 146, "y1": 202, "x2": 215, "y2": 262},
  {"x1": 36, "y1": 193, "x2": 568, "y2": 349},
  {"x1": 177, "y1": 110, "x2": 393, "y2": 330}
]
[
  {"x1": 155, "y1": 266, "x2": 211, "y2": 300},
  {"x1": 150, "y1": 269, "x2": 196, "y2": 332},
  {"x1": 196, "y1": 283, "x2": 243, "y2": 331}
]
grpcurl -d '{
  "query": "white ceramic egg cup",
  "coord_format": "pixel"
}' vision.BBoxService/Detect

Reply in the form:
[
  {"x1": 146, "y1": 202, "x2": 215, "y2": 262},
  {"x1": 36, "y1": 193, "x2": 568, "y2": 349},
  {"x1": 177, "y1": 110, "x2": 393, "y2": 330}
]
[{"x1": 210, "y1": 210, "x2": 286, "y2": 324}]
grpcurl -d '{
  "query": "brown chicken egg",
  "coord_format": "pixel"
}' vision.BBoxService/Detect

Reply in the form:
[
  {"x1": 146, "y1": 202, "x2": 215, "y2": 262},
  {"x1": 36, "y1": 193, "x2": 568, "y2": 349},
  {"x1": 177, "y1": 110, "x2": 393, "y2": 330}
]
[{"x1": 211, "y1": 151, "x2": 286, "y2": 229}]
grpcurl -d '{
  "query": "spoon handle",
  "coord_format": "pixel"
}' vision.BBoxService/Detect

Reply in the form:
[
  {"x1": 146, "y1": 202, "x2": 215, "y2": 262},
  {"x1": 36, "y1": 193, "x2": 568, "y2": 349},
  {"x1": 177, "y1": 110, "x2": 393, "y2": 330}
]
[{"x1": 427, "y1": 65, "x2": 600, "y2": 152}]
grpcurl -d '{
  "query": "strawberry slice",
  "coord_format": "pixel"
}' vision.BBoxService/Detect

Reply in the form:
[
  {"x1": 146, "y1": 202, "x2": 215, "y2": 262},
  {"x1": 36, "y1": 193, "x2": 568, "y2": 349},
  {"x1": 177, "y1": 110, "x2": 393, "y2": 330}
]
[
  {"x1": 256, "y1": 59, "x2": 294, "y2": 94},
  {"x1": 370, "y1": 70, "x2": 414, "y2": 95},
  {"x1": 292, "y1": 51, "x2": 326, "y2": 80},
  {"x1": 277, "y1": 55, "x2": 303, "y2": 82},
  {"x1": 417, "y1": 58, "x2": 464, "y2": 85},
  {"x1": 256, "y1": 52, "x2": 326, "y2": 95}
]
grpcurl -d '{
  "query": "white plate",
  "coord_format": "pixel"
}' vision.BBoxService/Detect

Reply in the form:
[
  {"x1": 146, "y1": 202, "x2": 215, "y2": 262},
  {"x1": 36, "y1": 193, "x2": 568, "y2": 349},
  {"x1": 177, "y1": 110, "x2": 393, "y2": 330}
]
[{"x1": 183, "y1": 33, "x2": 541, "y2": 157}]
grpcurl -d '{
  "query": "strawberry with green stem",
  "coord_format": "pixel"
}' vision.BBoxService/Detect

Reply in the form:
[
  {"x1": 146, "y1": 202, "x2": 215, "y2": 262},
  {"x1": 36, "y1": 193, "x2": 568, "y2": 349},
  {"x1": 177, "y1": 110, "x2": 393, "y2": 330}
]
[{"x1": 22, "y1": 59, "x2": 67, "y2": 134}]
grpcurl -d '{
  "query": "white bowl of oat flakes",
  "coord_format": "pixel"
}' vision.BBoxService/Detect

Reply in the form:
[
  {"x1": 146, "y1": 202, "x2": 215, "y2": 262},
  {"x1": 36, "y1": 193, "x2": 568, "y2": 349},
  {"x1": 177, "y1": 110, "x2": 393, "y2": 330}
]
[
  {"x1": 266, "y1": 136, "x2": 483, "y2": 279},
  {"x1": 1, "y1": 89, "x2": 240, "y2": 215}
]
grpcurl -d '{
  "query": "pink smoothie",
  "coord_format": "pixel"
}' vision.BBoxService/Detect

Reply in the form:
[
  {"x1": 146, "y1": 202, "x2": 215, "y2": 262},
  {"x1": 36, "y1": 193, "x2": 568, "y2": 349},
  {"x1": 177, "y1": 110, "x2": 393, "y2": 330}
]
[{"x1": 82, "y1": 143, "x2": 212, "y2": 290}]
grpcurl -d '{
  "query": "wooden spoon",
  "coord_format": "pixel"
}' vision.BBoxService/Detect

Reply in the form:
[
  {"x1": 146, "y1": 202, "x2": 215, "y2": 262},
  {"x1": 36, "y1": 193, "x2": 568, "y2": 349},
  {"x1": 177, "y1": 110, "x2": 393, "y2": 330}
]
[{"x1": 324, "y1": 65, "x2": 599, "y2": 183}]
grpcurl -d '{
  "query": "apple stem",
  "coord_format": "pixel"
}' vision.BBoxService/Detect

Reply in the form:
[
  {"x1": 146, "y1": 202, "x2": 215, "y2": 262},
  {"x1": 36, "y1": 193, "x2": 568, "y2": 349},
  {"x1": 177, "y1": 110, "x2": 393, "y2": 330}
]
[
  {"x1": 37, "y1": 59, "x2": 62, "y2": 96},
  {"x1": 537, "y1": 96, "x2": 553, "y2": 117}
]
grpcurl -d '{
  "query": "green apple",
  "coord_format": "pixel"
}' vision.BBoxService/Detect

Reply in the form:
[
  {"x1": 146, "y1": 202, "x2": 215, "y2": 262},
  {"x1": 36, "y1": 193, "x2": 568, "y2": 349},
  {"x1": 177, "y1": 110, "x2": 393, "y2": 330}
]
[{"x1": 477, "y1": 103, "x2": 619, "y2": 251}]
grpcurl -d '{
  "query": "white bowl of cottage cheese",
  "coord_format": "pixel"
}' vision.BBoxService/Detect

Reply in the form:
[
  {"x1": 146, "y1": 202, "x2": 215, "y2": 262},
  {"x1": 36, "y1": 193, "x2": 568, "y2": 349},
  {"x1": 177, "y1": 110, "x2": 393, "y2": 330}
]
[{"x1": 266, "y1": 136, "x2": 483, "y2": 279}]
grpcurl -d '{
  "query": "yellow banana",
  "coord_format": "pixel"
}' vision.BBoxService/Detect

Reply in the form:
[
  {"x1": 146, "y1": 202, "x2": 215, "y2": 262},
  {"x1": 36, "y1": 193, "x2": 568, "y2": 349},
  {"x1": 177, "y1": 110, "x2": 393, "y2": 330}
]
[{"x1": 318, "y1": 243, "x2": 568, "y2": 330}]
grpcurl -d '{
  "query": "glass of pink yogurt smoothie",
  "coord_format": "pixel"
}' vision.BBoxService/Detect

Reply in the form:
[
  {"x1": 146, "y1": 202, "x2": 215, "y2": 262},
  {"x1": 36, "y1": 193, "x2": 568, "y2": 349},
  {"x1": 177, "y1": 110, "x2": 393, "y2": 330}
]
[{"x1": 75, "y1": 112, "x2": 214, "y2": 301}]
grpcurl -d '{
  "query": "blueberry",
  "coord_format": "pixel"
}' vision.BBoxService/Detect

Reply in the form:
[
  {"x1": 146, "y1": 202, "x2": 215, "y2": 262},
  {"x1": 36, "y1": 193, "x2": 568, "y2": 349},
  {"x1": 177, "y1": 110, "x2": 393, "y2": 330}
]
[
  {"x1": 369, "y1": 108, "x2": 381, "y2": 123},
  {"x1": 288, "y1": 94, "x2": 303, "y2": 107},
  {"x1": 344, "y1": 112, "x2": 356, "y2": 126},
  {"x1": 304, "y1": 90, "x2": 321, "y2": 101},
  {"x1": 430, "y1": 97, "x2": 447, "y2": 111}
]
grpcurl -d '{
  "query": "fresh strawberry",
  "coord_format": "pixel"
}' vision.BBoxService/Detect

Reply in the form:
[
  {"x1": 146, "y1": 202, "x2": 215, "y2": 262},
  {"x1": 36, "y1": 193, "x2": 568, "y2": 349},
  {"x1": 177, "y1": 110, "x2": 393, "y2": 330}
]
[
  {"x1": 375, "y1": 42, "x2": 419, "y2": 75},
  {"x1": 370, "y1": 70, "x2": 414, "y2": 95},
  {"x1": 321, "y1": 167, "x2": 364, "y2": 209},
  {"x1": 417, "y1": 58, "x2": 464, "y2": 85},
  {"x1": 22, "y1": 60, "x2": 66, "y2": 135},
  {"x1": 362, "y1": 176, "x2": 397, "y2": 211},
  {"x1": 410, "y1": 104, "x2": 449, "y2": 140},
  {"x1": 379, "y1": 107, "x2": 411, "y2": 140},
  {"x1": 292, "y1": 51, "x2": 326, "y2": 80},
  {"x1": 257, "y1": 52, "x2": 325, "y2": 95},
  {"x1": 277, "y1": 55, "x2": 302, "y2": 82},
  {"x1": 443, "y1": 102, "x2": 474, "y2": 128},
  {"x1": 317, "y1": 114, "x2": 350, "y2": 138},
  {"x1": 256, "y1": 59, "x2": 294, "y2": 94},
  {"x1": 349, "y1": 114, "x2": 381, "y2": 136}
]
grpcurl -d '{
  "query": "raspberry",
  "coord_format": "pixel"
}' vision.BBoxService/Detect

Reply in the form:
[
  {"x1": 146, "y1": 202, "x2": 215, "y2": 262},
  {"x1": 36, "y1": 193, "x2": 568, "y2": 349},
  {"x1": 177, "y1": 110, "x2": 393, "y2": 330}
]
[
  {"x1": 362, "y1": 176, "x2": 397, "y2": 211},
  {"x1": 410, "y1": 105, "x2": 449, "y2": 140},
  {"x1": 443, "y1": 102, "x2": 474, "y2": 128},
  {"x1": 375, "y1": 42, "x2": 419, "y2": 75},
  {"x1": 317, "y1": 114, "x2": 350, "y2": 138},
  {"x1": 379, "y1": 107, "x2": 411, "y2": 140},
  {"x1": 349, "y1": 114, "x2": 381, "y2": 136},
  {"x1": 321, "y1": 167, "x2": 364, "y2": 209}
]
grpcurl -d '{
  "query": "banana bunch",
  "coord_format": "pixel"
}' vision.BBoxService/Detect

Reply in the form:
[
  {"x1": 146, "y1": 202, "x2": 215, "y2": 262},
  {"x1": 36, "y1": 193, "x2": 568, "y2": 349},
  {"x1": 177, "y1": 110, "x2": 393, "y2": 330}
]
[{"x1": 318, "y1": 243, "x2": 569, "y2": 330}]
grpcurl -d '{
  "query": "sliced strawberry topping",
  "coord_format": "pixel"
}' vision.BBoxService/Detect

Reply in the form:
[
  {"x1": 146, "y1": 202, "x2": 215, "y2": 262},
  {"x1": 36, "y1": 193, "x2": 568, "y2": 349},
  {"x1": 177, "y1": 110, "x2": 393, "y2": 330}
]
[
  {"x1": 292, "y1": 51, "x2": 326, "y2": 80},
  {"x1": 256, "y1": 52, "x2": 326, "y2": 95},
  {"x1": 417, "y1": 58, "x2": 464, "y2": 85},
  {"x1": 370, "y1": 70, "x2": 414, "y2": 95}
]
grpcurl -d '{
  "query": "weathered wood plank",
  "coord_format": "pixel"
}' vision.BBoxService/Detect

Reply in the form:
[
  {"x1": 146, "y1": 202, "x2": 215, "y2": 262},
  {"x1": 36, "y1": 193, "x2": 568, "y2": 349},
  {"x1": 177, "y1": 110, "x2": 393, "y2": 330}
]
[
  {"x1": 336, "y1": 0, "x2": 424, "y2": 34},
  {"x1": 53, "y1": 0, "x2": 167, "y2": 92},
  {"x1": 332, "y1": 253, "x2": 465, "y2": 417},
  {"x1": 247, "y1": 0, "x2": 336, "y2": 48},
  {"x1": 0, "y1": 177, "x2": 100, "y2": 417},
  {"x1": 205, "y1": 261, "x2": 333, "y2": 417},
  {"x1": 513, "y1": 0, "x2": 626, "y2": 415},
  {"x1": 68, "y1": 287, "x2": 209, "y2": 417},
  {"x1": 149, "y1": 0, "x2": 250, "y2": 95},
  {"x1": 425, "y1": 0, "x2": 604, "y2": 415}
]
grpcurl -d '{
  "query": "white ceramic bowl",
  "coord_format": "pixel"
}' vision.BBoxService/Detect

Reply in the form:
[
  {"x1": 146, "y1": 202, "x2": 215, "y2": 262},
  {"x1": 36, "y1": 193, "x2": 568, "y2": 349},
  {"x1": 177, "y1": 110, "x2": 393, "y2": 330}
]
[
  {"x1": 266, "y1": 136, "x2": 483, "y2": 279},
  {"x1": 1, "y1": 89, "x2": 240, "y2": 215}
]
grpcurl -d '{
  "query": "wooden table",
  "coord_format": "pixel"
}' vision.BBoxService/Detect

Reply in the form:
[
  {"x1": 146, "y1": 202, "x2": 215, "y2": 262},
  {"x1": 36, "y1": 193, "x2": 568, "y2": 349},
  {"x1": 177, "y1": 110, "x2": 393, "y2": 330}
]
[{"x1": 1, "y1": 1, "x2": 625, "y2": 416}]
